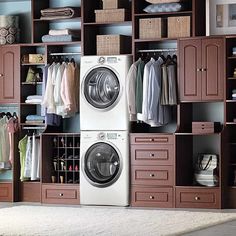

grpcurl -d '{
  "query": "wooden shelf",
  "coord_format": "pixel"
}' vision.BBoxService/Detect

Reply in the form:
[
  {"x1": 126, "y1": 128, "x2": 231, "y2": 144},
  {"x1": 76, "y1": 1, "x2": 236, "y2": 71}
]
[
  {"x1": 83, "y1": 21, "x2": 132, "y2": 26},
  {"x1": 134, "y1": 38, "x2": 178, "y2": 42},
  {"x1": 44, "y1": 41, "x2": 81, "y2": 46},
  {"x1": 226, "y1": 100, "x2": 236, "y2": 103},
  {"x1": 175, "y1": 132, "x2": 220, "y2": 136},
  {"x1": 134, "y1": 11, "x2": 193, "y2": 17},
  {"x1": 20, "y1": 103, "x2": 41, "y2": 105},
  {"x1": 33, "y1": 17, "x2": 81, "y2": 22},
  {"x1": 226, "y1": 122, "x2": 236, "y2": 125},
  {"x1": 21, "y1": 63, "x2": 45, "y2": 66},
  {"x1": 228, "y1": 56, "x2": 236, "y2": 60},
  {"x1": 227, "y1": 77, "x2": 236, "y2": 80},
  {"x1": 20, "y1": 123, "x2": 45, "y2": 126},
  {"x1": 21, "y1": 82, "x2": 43, "y2": 85}
]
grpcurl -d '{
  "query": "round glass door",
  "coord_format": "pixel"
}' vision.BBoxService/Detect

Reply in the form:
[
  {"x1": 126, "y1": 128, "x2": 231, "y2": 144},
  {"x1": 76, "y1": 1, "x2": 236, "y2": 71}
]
[
  {"x1": 83, "y1": 67, "x2": 120, "y2": 109},
  {"x1": 84, "y1": 142, "x2": 122, "y2": 187}
]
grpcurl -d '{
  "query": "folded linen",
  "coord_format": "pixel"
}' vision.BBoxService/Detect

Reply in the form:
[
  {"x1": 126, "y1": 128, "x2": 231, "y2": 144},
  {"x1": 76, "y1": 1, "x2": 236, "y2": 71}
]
[
  {"x1": 48, "y1": 29, "x2": 80, "y2": 37},
  {"x1": 25, "y1": 99, "x2": 42, "y2": 104},
  {"x1": 40, "y1": 7, "x2": 80, "y2": 20},
  {"x1": 42, "y1": 34, "x2": 75, "y2": 42},
  {"x1": 25, "y1": 120, "x2": 44, "y2": 124},
  {"x1": 26, "y1": 115, "x2": 45, "y2": 121},
  {"x1": 27, "y1": 95, "x2": 43, "y2": 100}
]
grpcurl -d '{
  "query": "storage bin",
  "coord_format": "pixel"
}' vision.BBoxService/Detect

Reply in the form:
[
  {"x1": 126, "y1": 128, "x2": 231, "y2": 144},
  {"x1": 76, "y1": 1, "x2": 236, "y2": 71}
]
[
  {"x1": 102, "y1": 0, "x2": 126, "y2": 9},
  {"x1": 22, "y1": 54, "x2": 45, "y2": 64},
  {"x1": 0, "y1": 15, "x2": 19, "y2": 44},
  {"x1": 168, "y1": 16, "x2": 190, "y2": 38},
  {"x1": 95, "y1": 9, "x2": 127, "y2": 22},
  {"x1": 139, "y1": 18, "x2": 166, "y2": 39},
  {"x1": 96, "y1": 34, "x2": 131, "y2": 55}
]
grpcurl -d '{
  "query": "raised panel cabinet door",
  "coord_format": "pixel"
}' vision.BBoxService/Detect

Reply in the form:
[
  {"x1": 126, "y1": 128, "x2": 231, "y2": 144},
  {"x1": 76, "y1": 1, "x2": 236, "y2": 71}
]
[
  {"x1": 201, "y1": 38, "x2": 224, "y2": 101},
  {"x1": 179, "y1": 39, "x2": 202, "y2": 101},
  {"x1": 0, "y1": 46, "x2": 20, "y2": 103}
]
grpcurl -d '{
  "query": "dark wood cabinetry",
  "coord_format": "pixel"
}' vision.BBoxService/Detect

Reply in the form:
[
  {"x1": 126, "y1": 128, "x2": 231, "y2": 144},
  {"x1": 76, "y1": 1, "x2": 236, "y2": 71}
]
[
  {"x1": 0, "y1": 45, "x2": 20, "y2": 104},
  {"x1": 130, "y1": 134, "x2": 175, "y2": 208},
  {"x1": 179, "y1": 37, "x2": 224, "y2": 102}
]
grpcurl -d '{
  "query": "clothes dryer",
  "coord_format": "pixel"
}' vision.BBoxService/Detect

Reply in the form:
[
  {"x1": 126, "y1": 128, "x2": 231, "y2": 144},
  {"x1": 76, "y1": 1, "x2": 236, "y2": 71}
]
[
  {"x1": 80, "y1": 55, "x2": 132, "y2": 131},
  {"x1": 80, "y1": 131, "x2": 129, "y2": 206}
]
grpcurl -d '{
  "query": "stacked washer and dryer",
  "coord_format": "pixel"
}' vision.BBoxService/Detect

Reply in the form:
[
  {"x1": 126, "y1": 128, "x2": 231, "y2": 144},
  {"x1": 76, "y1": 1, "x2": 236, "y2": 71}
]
[{"x1": 80, "y1": 55, "x2": 132, "y2": 206}]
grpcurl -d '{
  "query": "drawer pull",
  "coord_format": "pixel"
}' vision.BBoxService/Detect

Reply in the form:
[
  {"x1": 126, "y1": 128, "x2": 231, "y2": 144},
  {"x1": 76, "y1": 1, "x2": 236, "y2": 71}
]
[
  {"x1": 195, "y1": 196, "x2": 200, "y2": 201},
  {"x1": 149, "y1": 139, "x2": 154, "y2": 142},
  {"x1": 150, "y1": 174, "x2": 155, "y2": 177},
  {"x1": 149, "y1": 153, "x2": 155, "y2": 157},
  {"x1": 59, "y1": 193, "x2": 64, "y2": 197},
  {"x1": 149, "y1": 196, "x2": 154, "y2": 200}
]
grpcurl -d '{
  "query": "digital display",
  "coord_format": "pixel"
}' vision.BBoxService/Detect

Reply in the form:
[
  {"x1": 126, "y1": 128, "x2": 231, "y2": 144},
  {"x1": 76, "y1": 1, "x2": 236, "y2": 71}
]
[
  {"x1": 107, "y1": 57, "x2": 117, "y2": 63},
  {"x1": 107, "y1": 133, "x2": 117, "y2": 139}
]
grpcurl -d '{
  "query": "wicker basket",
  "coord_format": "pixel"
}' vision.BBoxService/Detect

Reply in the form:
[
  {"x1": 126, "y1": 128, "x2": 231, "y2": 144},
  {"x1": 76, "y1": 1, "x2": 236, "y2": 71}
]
[
  {"x1": 95, "y1": 9, "x2": 127, "y2": 22},
  {"x1": 168, "y1": 16, "x2": 190, "y2": 38},
  {"x1": 96, "y1": 34, "x2": 131, "y2": 55},
  {"x1": 102, "y1": 0, "x2": 126, "y2": 9},
  {"x1": 139, "y1": 18, "x2": 167, "y2": 39}
]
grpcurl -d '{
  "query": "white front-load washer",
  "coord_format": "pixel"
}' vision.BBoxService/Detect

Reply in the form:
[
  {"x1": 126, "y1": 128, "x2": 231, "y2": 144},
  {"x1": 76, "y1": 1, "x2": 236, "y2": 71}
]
[
  {"x1": 80, "y1": 55, "x2": 132, "y2": 131},
  {"x1": 80, "y1": 131, "x2": 129, "y2": 206}
]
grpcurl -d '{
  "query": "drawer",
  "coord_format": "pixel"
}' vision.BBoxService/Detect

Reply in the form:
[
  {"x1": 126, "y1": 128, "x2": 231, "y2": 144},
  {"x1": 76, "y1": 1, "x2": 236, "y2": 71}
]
[
  {"x1": 192, "y1": 122, "x2": 221, "y2": 134},
  {"x1": 21, "y1": 182, "x2": 40, "y2": 202},
  {"x1": 131, "y1": 144, "x2": 174, "y2": 165},
  {"x1": 42, "y1": 184, "x2": 80, "y2": 204},
  {"x1": 132, "y1": 166, "x2": 174, "y2": 186},
  {"x1": 131, "y1": 186, "x2": 173, "y2": 208},
  {"x1": 176, "y1": 187, "x2": 220, "y2": 209},
  {"x1": 130, "y1": 134, "x2": 174, "y2": 145},
  {"x1": 0, "y1": 183, "x2": 12, "y2": 202}
]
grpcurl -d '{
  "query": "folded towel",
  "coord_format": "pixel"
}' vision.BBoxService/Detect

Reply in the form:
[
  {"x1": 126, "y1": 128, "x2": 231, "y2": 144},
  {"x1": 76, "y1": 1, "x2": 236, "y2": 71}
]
[
  {"x1": 26, "y1": 115, "x2": 45, "y2": 121},
  {"x1": 27, "y1": 95, "x2": 43, "y2": 100},
  {"x1": 25, "y1": 120, "x2": 44, "y2": 124},
  {"x1": 42, "y1": 34, "x2": 75, "y2": 43},
  {"x1": 25, "y1": 99, "x2": 42, "y2": 104},
  {"x1": 48, "y1": 29, "x2": 80, "y2": 37},
  {"x1": 40, "y1": 7, "x2": 80, "y2": 20}
]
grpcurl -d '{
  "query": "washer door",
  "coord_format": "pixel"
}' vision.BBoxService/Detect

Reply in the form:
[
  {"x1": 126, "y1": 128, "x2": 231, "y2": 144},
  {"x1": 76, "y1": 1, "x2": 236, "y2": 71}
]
[
  {"x1": 83, "y1": 67, "x2": 120, "y2": 110},
  {"x1": 84, "y1": 142, "x2": 122, "y2": 188}
]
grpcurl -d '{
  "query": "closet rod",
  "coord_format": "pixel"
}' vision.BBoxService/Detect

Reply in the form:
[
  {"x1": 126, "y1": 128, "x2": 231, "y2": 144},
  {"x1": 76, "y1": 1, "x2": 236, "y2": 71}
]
[
  {"x1": 138, "y1": 48, "x2": 177, "y2": 53},
  {"x1": 49, "y1": 52, "x2": 81, "y2": 56},
  {"x1": 22, "y1": 126, "x2": 45, "y2": 130}
]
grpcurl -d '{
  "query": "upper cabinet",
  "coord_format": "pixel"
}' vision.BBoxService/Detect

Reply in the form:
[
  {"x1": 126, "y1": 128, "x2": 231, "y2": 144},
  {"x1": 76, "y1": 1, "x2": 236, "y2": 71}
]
[
  {"x1": 31, "y1": 0, "x2": 81, "y2": 44},
  {"x1": 179, "y1": 37, "x2": 225, "y2": 102},
  {"x1": 0, "y1": 45, "x2": 20, "y2": 104}
]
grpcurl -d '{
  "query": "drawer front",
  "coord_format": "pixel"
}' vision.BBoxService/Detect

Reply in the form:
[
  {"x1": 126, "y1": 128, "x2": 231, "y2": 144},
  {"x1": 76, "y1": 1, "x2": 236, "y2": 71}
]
[
  {"x1": 42, "y1": 184, "x2": 80, "y2": 204},
  {"x1": 132, "y1": 166, "x2": 174, "y2": 186},
  {"x1": 176, "y1": 187, "x2": 220, "y2": 209},
  {"x1": 131, "y1": 145, "x2": 174, "y2": 165},
  {"x1": 130, "y1": 134, "x2": 174, "y2": 145},
  {"x1": 0, "y1": 183, "x2": 12, "y2": 202},
  {"x1": 192, "y1": 122, "x2": 214, "y2": 134},
  {"x1": 131, "y1": 186, "x2": 173, "y2": 208}
]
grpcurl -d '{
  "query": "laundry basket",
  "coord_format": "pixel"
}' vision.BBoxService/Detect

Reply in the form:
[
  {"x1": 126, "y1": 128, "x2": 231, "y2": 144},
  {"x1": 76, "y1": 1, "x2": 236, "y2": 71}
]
[{"x1": 0, "y1": 15, "x2": 19, "y2": 44}]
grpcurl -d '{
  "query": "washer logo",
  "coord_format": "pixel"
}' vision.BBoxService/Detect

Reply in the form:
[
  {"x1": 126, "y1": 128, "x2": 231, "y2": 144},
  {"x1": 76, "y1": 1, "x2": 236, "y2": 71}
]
[{"x1": 98, "y1": 57, "x2": 105, "y2": 64}]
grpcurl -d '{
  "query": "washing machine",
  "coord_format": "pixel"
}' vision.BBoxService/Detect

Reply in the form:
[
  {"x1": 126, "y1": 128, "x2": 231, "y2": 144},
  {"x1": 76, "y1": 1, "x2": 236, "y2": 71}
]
[
  {"x1": 80, "y1": 131, "x2": 129, "y2": 206},
  {"x1": 80, "y1": 55, "x2": 132, "y2": 131}
]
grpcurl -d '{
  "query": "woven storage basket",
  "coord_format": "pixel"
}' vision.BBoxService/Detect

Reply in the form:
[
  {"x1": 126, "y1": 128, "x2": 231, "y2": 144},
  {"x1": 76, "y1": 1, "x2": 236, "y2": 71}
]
[
  {"x1": 139, "y1": 18, "x2": 166, "y2": 39},
  {"x1": 0, "y1": 15, "x2": 19, "y2": 45},
  {"x1": 96, "y1": 34, "x2": 131, "y2": 55},
  {"x1": 168, "y1": 16, "x2": 190, "y2": 38},
  {"x1": 146, "y1": 0, "x2": 180, "y2": 3},
  {"x1": 95, "y1": 9, "x2": 127, "y2": 22},
  {"x1": 102, "y1": 0, "x2": 126, "y2": 9}
]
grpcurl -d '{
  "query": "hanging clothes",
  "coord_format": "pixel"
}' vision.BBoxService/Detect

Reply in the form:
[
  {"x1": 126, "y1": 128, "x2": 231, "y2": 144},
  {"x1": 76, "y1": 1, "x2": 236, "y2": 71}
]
[
  {"x1": 31, "y1": 134, "x2": 40, "y2": 181},
  {"x1": 18, "y1": 135, "x2": 28, "y2": 181},
  {"x1": 126, "y1": 58, "x2": 142, "y2": 121},
  {"x1": 24, "y1": 136, "x2": 32, "y2": 178},
  {"x1": 0, "y1": 116, "x2": 10, "y2": 164}
]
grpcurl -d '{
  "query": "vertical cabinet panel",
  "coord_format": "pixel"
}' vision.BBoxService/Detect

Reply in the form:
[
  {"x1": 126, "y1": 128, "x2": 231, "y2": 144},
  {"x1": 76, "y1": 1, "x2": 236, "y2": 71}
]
[
  {"x1": 179, "y1": 37, "x2": 224, "y2": 102},
  {"x1": 0, "y1": 46, "x2": 20, "y2": 103},
  {"x1": 179, "y1": 39, "x2": 202, "y2": 101},
  {"x1": 202, "y1": 38, "x2": 224, "y2": 101}
]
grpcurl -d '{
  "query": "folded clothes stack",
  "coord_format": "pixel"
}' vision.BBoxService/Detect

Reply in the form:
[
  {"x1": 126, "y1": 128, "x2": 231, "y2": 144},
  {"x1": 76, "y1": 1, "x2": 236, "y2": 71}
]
[
  {"x1": 232, "y1": 89, "x2": 236, "y2": 100},
  {"x1": 40, "y1": 7, "x2": 80, "y2": 20},
  {"x1": 42, "y1": 28, "x2": 80, "y2": 43},
  {"x1": 25, "y1": 95, "x2": 42, "y2": 104},
  {"x1": 25, "y1": 115, "x2": 45, "y2": 124}
]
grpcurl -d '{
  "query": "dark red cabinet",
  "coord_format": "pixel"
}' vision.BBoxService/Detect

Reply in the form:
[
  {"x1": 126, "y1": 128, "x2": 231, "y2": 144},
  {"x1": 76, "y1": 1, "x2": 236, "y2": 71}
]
[
  {"x1": 179, "y1": 38, "x2": 224, "y2": 102},
  {"x1": 0, "y1": 45, "x2": 20, "y2": 104}
]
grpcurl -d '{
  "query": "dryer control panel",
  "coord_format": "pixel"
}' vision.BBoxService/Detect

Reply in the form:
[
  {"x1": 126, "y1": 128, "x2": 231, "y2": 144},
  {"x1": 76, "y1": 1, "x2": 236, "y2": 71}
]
[{"x1": 97, "y1": 132, "x2": 125, "y2": 141}]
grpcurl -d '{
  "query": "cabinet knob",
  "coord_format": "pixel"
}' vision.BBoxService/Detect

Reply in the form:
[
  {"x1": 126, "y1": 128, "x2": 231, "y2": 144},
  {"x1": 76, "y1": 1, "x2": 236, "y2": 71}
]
[
  {"x1": 59, "y1": 193, "x2": 64, "y2": 197},
  {"x1": 195, "y1": 196, "x2": 200, "y2": 201},
  {"x1": 0, "y1": 74, "x2": 3, "y2": 77},
  {"x1": 149, "y1": 139, "x2": 154, "y2": 142},
  {"x1": 202, "y1": 68, "x2": 207, "y2": 72},
  {"x1": 149, "y1": 196, "x2": 154, "y2": 200},
  {"x1": 149, "y1": 153, "x2": 155, "y2": 157},
  {"x1": 196, "y1": 68, "x2": 201, "y2": 72},
  {"x1": 150, "y1": 173, "x2": 155, "y2": 177}
]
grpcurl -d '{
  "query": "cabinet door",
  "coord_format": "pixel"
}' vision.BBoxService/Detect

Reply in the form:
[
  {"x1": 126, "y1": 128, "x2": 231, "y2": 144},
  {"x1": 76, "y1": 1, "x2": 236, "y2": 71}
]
[
  {"x1": 201, "y1": 38, "x2": 224, "y2": 101},
  {"x1": 0, "y1": 46, "x2": 20, "y2": 103},
  {"x1": 179, "y1": 39, "x2": 202, "y2": 101}
]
